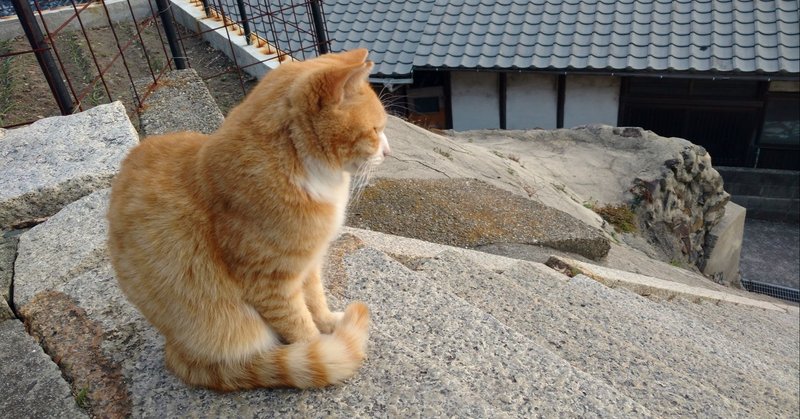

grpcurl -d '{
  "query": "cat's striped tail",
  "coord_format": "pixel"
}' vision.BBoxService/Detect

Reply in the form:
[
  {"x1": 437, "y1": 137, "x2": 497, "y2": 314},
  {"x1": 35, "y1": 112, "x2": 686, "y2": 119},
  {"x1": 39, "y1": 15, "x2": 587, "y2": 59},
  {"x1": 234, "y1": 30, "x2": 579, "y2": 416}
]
[{"x1": 166, "y1": 302, "x2": 370, "y2": 391}]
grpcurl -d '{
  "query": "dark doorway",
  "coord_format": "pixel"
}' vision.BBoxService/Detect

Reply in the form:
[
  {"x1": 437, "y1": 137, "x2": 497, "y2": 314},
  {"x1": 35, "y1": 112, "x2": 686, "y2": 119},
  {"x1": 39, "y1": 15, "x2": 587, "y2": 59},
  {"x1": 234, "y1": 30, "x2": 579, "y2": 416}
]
[{"x1": 619, "y1": 78, "x2": 767, "y2": 168}]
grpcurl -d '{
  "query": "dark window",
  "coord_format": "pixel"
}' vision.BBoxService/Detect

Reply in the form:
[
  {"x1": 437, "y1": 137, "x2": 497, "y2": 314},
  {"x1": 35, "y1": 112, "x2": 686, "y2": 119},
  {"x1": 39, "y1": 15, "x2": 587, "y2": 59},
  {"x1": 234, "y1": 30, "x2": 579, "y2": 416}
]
[
  {"x1": 412, "y1": 97, "x2": 440, "y2": 113},
  {"x1": 760, "y1": 96, "x2": 800, "y2": 146},
  {"x1": 626, "y1": 78, "x2": 760, "y2": 100}
]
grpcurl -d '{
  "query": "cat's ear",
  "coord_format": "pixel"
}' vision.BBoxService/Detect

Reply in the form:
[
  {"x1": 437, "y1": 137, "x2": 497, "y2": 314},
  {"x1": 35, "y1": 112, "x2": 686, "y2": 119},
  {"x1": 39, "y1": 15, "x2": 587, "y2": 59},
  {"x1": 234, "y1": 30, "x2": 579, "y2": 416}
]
[
  {"x1": 319, "y1": 60, "x2": 374, "y2": 106},
  {"x1": 333, "y1": 48, "x2": 369, "y2": 64}
]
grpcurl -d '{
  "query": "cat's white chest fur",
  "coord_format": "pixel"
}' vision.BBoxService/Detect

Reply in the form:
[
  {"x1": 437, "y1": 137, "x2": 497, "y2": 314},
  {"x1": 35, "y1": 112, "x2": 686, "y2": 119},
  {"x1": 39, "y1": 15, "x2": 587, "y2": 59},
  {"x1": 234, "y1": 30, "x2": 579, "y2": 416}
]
[{"x1": 296, "y1": 158, "x2": 351, "y2": 223}]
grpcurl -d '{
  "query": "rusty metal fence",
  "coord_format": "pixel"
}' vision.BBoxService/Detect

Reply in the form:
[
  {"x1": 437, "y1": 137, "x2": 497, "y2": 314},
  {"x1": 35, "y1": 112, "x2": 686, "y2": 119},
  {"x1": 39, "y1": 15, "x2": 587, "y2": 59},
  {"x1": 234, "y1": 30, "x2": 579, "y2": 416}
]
[{"x1": 0, "y1": 0, "x2": 329, "y2": 128}]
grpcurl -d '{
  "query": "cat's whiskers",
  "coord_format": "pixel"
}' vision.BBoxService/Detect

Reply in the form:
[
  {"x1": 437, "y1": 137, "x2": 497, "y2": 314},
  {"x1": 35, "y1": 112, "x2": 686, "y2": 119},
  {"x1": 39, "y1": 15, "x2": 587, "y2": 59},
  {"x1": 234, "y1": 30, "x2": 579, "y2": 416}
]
[{"x1": 349, "y1": 159, "x2": 378, "y2": 207}]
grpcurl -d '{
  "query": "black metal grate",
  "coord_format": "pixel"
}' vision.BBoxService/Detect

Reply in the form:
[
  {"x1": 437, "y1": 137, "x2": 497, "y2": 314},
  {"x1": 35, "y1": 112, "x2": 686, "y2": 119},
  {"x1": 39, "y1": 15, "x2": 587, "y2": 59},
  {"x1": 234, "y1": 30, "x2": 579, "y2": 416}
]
[{"x1": 741, "y1": 279, "x2": 800, "y2": 303}]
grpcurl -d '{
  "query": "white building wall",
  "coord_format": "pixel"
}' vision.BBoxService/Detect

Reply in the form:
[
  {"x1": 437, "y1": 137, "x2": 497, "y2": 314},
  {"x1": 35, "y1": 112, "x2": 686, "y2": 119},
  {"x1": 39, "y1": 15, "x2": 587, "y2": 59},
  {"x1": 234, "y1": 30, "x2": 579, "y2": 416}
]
[
  {"x1": 506, "y1": 73, "x2": 558, "y2": 129},
  {"x1": 450, "y1": 72, "x2": 499, "y2": 130},
  {"x1": 563, "y1": 75, "x2": 620, "y2": 128}
]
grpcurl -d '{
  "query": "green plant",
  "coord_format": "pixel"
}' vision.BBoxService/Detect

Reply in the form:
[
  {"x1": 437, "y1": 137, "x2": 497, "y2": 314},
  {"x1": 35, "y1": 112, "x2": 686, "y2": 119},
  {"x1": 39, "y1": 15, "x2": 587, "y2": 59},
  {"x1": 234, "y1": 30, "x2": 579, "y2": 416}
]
[
  {"x1": 433, "y1": 147, "x2": 452, "y2": 160},
  {"x1": 75, "y1": 386, "x2": 89, "y2": 408},
  {"x1": 594, "y1": 203, "x2": 638, "y2": 233},
  {"x1": 0, "y1": 40, "x2": 14, "y2": 126},
  {"x1": 506, "y1": 167, "x2": 515, "y2": 175},
  {"x1": 65, "y1": 34, "x2": 105, "y2": 106}
]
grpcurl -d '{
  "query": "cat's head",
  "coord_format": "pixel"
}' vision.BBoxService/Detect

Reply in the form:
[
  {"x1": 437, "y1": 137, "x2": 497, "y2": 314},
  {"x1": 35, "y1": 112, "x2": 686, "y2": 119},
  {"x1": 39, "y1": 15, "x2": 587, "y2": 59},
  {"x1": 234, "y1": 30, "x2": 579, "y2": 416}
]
[{"x1": 281, "y1": 49, "x2": 390, "y2": 174}]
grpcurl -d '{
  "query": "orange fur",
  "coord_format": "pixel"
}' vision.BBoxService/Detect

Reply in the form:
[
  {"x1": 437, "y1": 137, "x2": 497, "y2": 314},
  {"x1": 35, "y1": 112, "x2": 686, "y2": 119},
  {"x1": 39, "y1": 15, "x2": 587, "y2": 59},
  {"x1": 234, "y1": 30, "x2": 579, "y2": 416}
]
[{"x1": 107, "y1": 49, "x2": 387, "y2": 390}]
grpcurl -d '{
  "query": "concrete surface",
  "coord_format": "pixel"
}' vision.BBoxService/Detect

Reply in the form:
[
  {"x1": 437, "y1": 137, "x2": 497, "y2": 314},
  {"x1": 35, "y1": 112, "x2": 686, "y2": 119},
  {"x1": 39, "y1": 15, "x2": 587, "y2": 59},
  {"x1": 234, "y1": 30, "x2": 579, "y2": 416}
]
[
  {"x1": 14, "y1": 190, "x2": 109, "y2": 308},
  {"x1": 10, "y1": 189, "x2": 799, "y2": 417},
  {"x1": 0, "y1": 0, "x2": 154, "y2": 41},
  {"x1": 136, "y1": 69, "x2": 224, "y2": 137},
  {"x1": 701, "y1": 201, "x2": 746, "y2": 288},
  {"x1": 741, "y1": 218, "x2": 800, "y2": 290},
  {"x1": 546, "y1": 255, "x2": 797, "y2": 313},
  {"x1": 0, "y1": 101, "x2": 137, "y2": 229},
  {"x1": 417, "y1": 251, "x2": 798, "y2": 417},
  {"x1": 0, "y1": 320, "x2": 88, "y2": 418}
]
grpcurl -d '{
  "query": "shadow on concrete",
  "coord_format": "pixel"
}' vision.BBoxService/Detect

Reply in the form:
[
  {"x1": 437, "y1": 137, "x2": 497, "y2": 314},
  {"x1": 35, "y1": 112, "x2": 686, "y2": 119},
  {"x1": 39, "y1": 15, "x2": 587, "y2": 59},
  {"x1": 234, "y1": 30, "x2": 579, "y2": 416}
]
[{"x1": 740, "y1": 218, "x2": 800, "y2": 291}]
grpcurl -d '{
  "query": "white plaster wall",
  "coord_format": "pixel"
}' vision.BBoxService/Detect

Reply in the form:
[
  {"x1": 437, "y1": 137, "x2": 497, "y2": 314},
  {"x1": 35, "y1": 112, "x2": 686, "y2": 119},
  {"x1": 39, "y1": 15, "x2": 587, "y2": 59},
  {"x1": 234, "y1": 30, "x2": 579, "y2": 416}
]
[
  {"x1": 450, "y1": 71, "x2": 499, "y2": 130},
  {"x1": 563, "y1": 75, "x2": 620, "y2": 128},
  {"x1": 506, "y1": 73, "x2": 558, "y2": 129}
]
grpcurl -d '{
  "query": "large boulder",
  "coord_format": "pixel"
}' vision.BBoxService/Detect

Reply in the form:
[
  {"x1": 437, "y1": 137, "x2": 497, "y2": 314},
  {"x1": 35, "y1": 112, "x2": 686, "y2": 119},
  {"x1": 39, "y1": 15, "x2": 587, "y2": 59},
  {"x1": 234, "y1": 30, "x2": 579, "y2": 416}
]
[
  {"x1": 0, "y1": 101, "x2": 138, "y2": 229},
  {"x1": 448, "y1": 124, "x2": 731, "y2": 270}
]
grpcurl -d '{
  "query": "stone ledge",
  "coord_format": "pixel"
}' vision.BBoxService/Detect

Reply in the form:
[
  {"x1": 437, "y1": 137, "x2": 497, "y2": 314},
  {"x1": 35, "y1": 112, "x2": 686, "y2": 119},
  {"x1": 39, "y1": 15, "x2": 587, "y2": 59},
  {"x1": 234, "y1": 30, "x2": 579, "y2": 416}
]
[
  {"x1": 0, "y1": 102, "x2": 138, "y2": 229},
  {"x1": 546, "y1": 255, "x2": 798, "y2": 314},
  {"x1": 0, "y1": 319, "x2": 88, "y2": 418}
]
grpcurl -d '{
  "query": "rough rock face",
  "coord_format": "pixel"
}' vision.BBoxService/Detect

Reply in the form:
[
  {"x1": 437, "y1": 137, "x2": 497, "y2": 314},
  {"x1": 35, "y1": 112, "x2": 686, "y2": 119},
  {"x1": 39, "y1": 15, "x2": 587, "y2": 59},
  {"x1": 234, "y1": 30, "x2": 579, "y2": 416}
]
[
  {"x1": 0, "y1": 101, "x2": 138, "y2": 229},
  {"x1": 451, "y1": 124, "x2": 732, "y2": 271},
  {"x1": 628, "y1": 140, "x2": 730, "y2": 267}
]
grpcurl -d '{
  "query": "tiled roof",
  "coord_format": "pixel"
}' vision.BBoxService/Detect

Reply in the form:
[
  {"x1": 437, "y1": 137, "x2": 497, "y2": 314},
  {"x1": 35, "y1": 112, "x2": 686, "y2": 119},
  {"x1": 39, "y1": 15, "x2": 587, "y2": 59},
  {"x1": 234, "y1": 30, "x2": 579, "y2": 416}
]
[{"x1": 324, "y1": 0, "x2": 800, "y2": 79}]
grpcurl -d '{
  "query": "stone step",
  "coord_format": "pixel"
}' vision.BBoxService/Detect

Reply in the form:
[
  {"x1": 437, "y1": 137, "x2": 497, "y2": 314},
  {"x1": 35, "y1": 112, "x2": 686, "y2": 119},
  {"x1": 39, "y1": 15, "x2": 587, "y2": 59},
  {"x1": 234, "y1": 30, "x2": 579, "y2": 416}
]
[
  {"x1": 413, "y1": 250, "x2": 799, "y2": 417},
  {"x1": 337, "y1": 246, "x2": 652, "y2": 417},
  {"x1": 659, "y1": 297, "x2": 800, "y2": 375},
  {"x1": 0, "y1": 319, "x2": 88, "y2": 418}
]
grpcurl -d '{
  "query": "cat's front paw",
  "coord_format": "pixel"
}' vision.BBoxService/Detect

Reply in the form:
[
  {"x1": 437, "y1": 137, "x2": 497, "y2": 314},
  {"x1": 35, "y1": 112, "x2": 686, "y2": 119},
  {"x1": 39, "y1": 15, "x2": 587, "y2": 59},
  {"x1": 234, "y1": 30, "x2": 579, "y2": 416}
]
[{"x1": 317, "y1": 311, "x2": 345, "y2": 334}]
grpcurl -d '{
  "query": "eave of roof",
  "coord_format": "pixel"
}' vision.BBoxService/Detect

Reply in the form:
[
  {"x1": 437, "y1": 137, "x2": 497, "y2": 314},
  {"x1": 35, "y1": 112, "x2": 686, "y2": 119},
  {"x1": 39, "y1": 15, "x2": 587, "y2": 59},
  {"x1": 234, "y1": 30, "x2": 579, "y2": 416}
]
[{"x1": 326, "y1": 0, "x2": 800, "y2": 80}]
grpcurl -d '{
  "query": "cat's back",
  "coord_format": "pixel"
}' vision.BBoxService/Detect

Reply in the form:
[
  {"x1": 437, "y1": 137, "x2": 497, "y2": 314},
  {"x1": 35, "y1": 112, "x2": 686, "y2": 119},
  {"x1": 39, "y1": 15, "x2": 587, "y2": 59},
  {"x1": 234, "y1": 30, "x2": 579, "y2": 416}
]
[{"x1": 108, "y1": 131, "x2": 209, "y2": 249}]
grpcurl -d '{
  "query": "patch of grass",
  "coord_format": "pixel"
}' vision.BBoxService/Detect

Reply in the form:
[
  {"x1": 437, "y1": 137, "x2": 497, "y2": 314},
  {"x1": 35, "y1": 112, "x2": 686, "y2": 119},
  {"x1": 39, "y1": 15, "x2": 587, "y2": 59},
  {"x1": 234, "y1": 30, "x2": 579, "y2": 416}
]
[
  {"x1": 433, "y1": 147, "x2": 452, "y2": 160},
  {"x1": 492, "y1": 150, "x2": 505, "y2": 158},
  {"x1": 594, "y1": 203, "x2": 638, "y2": 233},
  {"x1": 65, "y1": 34, "x2": 105, "y2": 107},
  {"x1": 0, "y1": 40, "x2": 14, "y2": 126},
  {"x1": 506, "y1": 167, "x2": 515, "y2": 175},
  {"x1": 670, "y1": 259, "x2": 682, "y2": 267},
  {"x1": 75, "y1": 386, "x2": 89, "y2": 409}
]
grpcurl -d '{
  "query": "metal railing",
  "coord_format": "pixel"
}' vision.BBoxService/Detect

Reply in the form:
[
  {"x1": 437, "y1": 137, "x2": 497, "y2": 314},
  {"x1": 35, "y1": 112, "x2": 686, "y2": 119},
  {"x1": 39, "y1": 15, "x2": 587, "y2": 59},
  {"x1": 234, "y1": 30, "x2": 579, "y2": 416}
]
[
  {"x1": 741, "y1": 279, "x2": 800, "y2": 304},
  {"x1": 197, "y1": 0, "x2": 329, "y2": 61},
  {"x1": 0, "y1": 0, "x2": 329, "y2": 129}
]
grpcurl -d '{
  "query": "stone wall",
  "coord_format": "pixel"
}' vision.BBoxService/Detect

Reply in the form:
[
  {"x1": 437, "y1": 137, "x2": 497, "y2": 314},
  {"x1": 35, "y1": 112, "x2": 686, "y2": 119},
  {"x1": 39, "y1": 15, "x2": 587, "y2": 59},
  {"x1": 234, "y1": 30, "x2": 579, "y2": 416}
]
[{"x1": 630, "y1": 143, "x2": 730, "y2": 268}]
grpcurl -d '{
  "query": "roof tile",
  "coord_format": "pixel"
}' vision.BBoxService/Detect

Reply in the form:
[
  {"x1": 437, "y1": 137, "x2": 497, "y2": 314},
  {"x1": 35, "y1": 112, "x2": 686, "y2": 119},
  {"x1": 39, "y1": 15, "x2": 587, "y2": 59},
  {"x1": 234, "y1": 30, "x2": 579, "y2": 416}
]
[{"x1": 326, "y1": 0, "x2": 800, "y2": 78}]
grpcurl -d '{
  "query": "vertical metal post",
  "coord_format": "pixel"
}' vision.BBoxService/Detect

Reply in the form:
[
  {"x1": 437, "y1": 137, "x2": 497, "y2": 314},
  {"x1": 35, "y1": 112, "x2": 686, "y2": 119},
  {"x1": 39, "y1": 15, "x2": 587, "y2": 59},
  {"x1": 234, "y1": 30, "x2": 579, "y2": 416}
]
[
  {"x1": 11, "y1": 0, "x2": 73, "y2": 115},
  {"x1": 235, "y1": 0, "x2": 251, "y2": 44},
  {"x1": 199, "y1": 0, "x2": 210, "y2": 17},
  {"x1": 498, "y1": 72, "x2": 507, "y2": 129},
  {"x1": 556, "y1": 74, "x2": 566, "y2": 128},
  {"x1": 309, "y1": 0, "x2": 328, "y2": 54},
  {"x1": 155, "y1": 0, "x2": 188, "y2": 69}
]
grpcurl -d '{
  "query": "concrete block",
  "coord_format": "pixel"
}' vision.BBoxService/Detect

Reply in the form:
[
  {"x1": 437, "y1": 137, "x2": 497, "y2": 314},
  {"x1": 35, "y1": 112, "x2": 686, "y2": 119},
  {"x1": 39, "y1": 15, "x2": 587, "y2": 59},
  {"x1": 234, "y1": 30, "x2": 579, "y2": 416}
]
[
  {"x1": 14, "y1": 190, "x2": 110, "y2": 308},
  {"x1": 0, "y1": 102, "x2": 138, "y2": 229},
  {"x1": 702, "y1": 201, "x2": 746, "y2": 288},
  {"x1": 135, "y1": 69, "x2": 224, "y2": 136}
]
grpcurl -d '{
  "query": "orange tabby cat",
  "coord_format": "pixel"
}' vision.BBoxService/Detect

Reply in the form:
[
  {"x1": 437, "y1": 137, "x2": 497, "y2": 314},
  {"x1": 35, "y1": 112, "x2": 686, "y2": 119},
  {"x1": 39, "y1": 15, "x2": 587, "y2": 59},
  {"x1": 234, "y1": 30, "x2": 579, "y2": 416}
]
[{"x1": 107, "y1": 49, "x2": 389, "y2": 391}]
